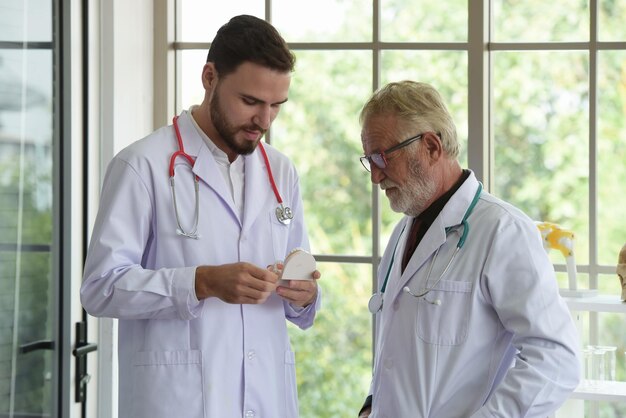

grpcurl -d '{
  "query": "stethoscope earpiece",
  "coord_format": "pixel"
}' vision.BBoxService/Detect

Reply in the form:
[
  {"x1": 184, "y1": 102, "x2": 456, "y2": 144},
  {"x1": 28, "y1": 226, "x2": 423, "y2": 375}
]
[{"x1": 403, "y1": 286, "x2": 441, "y2": 306}]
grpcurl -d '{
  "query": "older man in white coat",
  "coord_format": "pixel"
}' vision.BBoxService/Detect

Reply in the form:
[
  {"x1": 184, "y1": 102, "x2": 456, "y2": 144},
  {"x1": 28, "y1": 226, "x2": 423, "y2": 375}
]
[
  {"x1": 357, "y1": 81, "x2": 579, "y2": 417},
  {"x1": 81, "y1": 15, "x2": 320, "y2": 418}
]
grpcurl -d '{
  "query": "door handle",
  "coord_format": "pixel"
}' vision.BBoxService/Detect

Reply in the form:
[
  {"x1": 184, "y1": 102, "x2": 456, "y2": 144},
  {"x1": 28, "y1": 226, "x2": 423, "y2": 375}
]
[
  {"x1": 74, "y1": 321, "x2": 97, "y2": 403},
  {"x1": 19, "y1": 340, "x2": 54, "y2": 354},
  {"x1": 73, "y1": 342, "x2": 98, "y2": 357}
]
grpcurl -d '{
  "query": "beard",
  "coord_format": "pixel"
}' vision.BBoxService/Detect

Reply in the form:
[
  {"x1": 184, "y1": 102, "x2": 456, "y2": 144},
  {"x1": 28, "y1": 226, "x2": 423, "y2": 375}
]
[
  {"x1": 210, "y1": 88, "x2": 266, "y2": 156},
  {"x1": 381, "y1": 158, "x2": 436, "y2": 216}
]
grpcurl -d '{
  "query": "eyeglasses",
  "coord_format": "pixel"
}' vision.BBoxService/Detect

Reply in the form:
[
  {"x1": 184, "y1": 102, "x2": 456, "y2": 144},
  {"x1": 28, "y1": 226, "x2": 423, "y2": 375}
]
[{"x1": 360, "y1": 133, "x2": 425, "y2": 172}]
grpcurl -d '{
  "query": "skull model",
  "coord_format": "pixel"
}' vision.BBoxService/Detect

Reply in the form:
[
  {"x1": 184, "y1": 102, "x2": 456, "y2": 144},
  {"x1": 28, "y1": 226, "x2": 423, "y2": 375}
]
[{"x1": 618, "y1": 243, "x2": 626, "y2": 301}]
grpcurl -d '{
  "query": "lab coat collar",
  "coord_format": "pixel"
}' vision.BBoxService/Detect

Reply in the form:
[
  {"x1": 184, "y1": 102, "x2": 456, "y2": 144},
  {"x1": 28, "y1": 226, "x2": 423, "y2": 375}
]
[
  {"x1": 175, "y1": 109, "x2": 277, "y2": 232},
  {"x1": 384, "y1": 171, "x2": 481, "y2": 305}
]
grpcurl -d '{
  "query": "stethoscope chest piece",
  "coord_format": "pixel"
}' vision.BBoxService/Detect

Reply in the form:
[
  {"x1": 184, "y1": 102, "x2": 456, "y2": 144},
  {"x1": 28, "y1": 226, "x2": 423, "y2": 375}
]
[
  {"x1": 276, "y1": 204, "x2": 294, "y2": 225},
  {"x1": 368, "y1": 293, "x2": 383, "y2": 314}
]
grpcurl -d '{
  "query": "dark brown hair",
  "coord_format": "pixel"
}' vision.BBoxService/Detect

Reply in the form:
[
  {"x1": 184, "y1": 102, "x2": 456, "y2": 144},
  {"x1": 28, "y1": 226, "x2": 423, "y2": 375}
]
[{"x1": 206, "y1": 15, "x2": 295, "y2": 76}]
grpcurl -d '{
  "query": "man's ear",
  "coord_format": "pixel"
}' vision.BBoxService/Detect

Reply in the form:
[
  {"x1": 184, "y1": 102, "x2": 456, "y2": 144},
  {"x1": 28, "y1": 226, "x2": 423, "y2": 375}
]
[
  {"x1": 202, "y1": 62, "x2": 218, "y2": 90},
  {"x1": 422, "y1": 132, "x2": 443, "y2": 162}
]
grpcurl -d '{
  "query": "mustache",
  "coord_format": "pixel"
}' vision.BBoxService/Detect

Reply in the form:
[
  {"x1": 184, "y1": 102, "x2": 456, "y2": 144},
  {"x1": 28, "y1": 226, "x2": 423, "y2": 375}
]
[
  {"x1": 242, "y1": 124, "x2": 267, "y2": 135},
  {"x1": 380, "y1": 180, "x2": 400, "y2": 190}
]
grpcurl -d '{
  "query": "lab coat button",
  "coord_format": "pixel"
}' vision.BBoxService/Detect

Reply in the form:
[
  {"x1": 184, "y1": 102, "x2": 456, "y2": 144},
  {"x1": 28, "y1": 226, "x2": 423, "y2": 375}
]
[
  {"x1": 245, "y1": 410, "x2": 255, "y2": 417},
  {"x1": 247, "y1": 350, "x2": 256, "y2": 360}
]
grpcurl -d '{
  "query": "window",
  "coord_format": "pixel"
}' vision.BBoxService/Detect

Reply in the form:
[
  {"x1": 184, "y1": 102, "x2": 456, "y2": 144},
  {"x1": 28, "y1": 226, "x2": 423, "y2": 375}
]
[{"x1": 172, "y1": 1, "x2": 626, "y2": 416}]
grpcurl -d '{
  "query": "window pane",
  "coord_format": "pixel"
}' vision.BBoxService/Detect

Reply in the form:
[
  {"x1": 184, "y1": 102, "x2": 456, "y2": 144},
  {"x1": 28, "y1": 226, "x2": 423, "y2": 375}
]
[
  {"x1": 178, "y1": 0, "x2": 264, "y2": 42},
  {"x1": 0, "y1": 46, "x2": 54, "y2": 416},
  {"x1": 599, "y1": 0, "x2": 626, "y2": 41},
  {"x1": 493, "y1": 51, "x2": 589, "y2": 264},
  {"x1": 381, "y1": 50, "x2": 468, "y2": 166},
  {"x1": 555, "y1": 271, "x2": 595, "y2": 293},
  {"x1": 588, "y1": 310, "x2": 626, "y2": 382},
  {"x1": 271, "y1": 50, "x2": 373, "y2": 256},
  {"x1": 178, "y1": 50, "x2": 206, "y2": 112},
  {"x1": 288, "y1": 262, "x2": 372, "y2": 418},
  {"x1": 0, "y1": 0, "x2": 52, "y2": 42},
  {"x1": 381, "y1": 0, "x2": 467, "y2": 42},
  {"x1": 380, "y1": 50, "x2": 468, "y2": 247},
  {"x1": 272, "y1": 0, "x2": 371, "y2": 42},
  {"x1": 569, "y1": 308, "x2": 626, "y2": 416},
  {"x1": 597, "y1": 51, "x2": 626, "y2": 266},
  {"x1": 492, "y1": 0, "x2": 589, "y2": 42}
]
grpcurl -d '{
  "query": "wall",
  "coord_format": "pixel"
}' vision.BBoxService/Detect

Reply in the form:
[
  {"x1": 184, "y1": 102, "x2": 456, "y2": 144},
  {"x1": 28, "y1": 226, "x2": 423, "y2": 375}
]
[{"x1": 87, "y1": 1, "x2": 155, "y2": 417}]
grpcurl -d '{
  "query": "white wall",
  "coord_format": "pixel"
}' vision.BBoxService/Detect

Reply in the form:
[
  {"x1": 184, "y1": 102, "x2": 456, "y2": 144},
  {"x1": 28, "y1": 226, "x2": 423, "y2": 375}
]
[{"x1": 86, "y1": 1, "x2": 155, "y2": 417}]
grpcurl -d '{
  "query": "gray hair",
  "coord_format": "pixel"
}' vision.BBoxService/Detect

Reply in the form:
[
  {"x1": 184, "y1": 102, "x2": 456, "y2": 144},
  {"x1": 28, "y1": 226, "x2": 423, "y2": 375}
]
[{"x1": 359, "y1": 80, "x2": 459, "y2": 158}]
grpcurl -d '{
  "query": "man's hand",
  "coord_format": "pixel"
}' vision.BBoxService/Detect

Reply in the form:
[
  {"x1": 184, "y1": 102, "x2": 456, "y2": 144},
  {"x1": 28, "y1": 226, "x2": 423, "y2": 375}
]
[
  {"x1": 195, "y1": 262, "x2": 278, "y2": 304},
  {"x1": 276, "y1": 269, "x2": 321, "y2": 307}
]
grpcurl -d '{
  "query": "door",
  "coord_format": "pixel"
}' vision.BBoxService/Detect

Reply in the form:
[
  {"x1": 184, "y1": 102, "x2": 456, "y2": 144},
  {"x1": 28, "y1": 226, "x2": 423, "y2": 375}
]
[
  {"x1": 0, "y1": 0, "x2": 59, "y2": 415},
  {"x1": 0, "y1": 0, "x2": 91, "y2": 417}
]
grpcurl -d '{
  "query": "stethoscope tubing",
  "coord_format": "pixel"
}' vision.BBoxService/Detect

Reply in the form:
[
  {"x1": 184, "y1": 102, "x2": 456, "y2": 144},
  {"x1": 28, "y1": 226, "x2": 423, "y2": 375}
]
[
  {"x1": 369, "y1": 183, "x2": 483, "y2": 313},
  {"x1": 168, "y1": 115, "x2": 294, "y2": 239}
]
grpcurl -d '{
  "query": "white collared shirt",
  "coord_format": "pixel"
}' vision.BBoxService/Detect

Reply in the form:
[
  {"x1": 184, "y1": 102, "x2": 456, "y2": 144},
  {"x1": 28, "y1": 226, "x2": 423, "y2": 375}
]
[{"x1": 187, "y1": 105, "x2": 245, "y2": 221}]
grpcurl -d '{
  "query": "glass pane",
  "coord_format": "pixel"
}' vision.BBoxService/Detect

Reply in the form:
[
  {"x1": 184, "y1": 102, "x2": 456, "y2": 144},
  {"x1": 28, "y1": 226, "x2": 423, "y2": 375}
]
[
  {"x1": 0, "y1": 45, "x2": 54, "y2": 418},
  {"x1": 178, "y1": 50, "x2": 207, "y2": 112},
  {"x1": 555, "y1": 271, "x2": 595, "y2": 293},
  {"x1": 581, "y1": 310, "x2": 626, "y2": 383},
  {"x1": 492, "y1": 0, "x2": 589, "y2": 42},
  {"x1": 381, "y1": 0, "x2": 467, "y2": 42},
  {"x1": 493, "y1": 51, "x2": 590, "y2": 264},
  {"x1": 0, "y1": 0, "x2": 52, "y2": 42},
  {"x1": 380, "y1": 50, "x2": 468, "y2": 247},
  {"x1": 598, "y1": 272, "x2": 623, "y2": 299},
  {"x1": 565, "y1": 309, "x2": 626, "y2": 417},
  {"x1": 272, "y1": 0, "x2": 371, "y2": 42},
  {"x1": 288, "y1": 262, "x2": 372, "y2": 418},
  {"x1": 597, "y1": 51, "x2": 626, "y2": 266},
  {"x1": 560, "y1": 399, "x2": 626, "y2": 418},
  {"x1": 599, "y1": 0, "x2": 626, "y2": 41},
  {"x1": 271, "y1": 50, "x2": 373, "y2": 256},
  {"x1": 178, "y1": 0, "x2": 264, "y2": 42}
]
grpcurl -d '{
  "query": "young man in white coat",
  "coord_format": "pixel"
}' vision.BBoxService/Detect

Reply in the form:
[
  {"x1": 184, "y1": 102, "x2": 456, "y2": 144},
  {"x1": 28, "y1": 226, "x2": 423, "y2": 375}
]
[
  {"x1": 81, "y1": 15, "x2": 321, "y2": 418},
  {"x1": 357, "y1": 81, "x2": 580, "y2": 417}
]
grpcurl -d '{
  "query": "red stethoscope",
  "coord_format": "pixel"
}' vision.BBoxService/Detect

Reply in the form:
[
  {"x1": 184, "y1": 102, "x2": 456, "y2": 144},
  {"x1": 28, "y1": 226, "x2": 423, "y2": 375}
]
[{"x1": 169, "y1": 115, "x2": 293, "y2": 239}]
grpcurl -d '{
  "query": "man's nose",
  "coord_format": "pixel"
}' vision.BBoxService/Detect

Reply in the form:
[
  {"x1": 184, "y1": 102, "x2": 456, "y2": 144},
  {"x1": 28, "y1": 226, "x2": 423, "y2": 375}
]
[
  {"x1": 253, "y1": 106, "x2": 271, "y2": 131},
  {"x1": 370, "y1": 165, "x2": 385, "y2": 184}
]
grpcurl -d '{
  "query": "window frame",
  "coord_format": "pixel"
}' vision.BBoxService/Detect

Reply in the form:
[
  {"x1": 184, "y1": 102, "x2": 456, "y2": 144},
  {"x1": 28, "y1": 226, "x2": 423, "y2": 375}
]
[{"x1": 164, "y1": 0, "x2": 626, "y2": 412}]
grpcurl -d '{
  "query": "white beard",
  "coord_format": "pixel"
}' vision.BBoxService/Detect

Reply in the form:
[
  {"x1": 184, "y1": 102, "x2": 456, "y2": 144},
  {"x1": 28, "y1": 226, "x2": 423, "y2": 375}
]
[{"x1": 382, "y1": 159, "x2": 437, "y2": 216}]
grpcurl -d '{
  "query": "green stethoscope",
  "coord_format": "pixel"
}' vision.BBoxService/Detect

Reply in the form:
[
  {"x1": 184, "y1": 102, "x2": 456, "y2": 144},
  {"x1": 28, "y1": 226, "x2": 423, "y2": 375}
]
[{"x1": 368, "y1": 183, "x2": 483, "y2": 314}]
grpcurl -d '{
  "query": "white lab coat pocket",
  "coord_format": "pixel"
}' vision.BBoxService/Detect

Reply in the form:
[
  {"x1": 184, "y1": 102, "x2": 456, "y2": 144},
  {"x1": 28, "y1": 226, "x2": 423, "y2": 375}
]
[
  {"x1": 416, "y1": 279, "x2": 472, "y2": 346},
  {"x1": 270, "y1": 211, "x2": 290, "y2": 260},
  {"x1": 284, "y1": 349, "x2": 299, "y2": 418},
  {"x1": 132, "y1": 350, "x2": 204, "y2": 418}
]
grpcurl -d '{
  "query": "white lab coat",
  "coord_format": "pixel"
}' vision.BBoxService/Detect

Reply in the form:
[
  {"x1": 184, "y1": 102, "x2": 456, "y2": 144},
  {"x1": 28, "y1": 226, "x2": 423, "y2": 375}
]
[
  {"x1": 81, "y1": 110, "x2": 320, "y2": 418},
  {"x1": 369, "y1": 172, "x2": 580, "y2": 418}
]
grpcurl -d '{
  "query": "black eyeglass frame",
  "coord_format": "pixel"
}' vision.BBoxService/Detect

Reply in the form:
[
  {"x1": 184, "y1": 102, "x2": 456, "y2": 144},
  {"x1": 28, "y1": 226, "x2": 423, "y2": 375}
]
[{"x1": 360, "y1": 132, "x2": 436, "y2": 172}]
